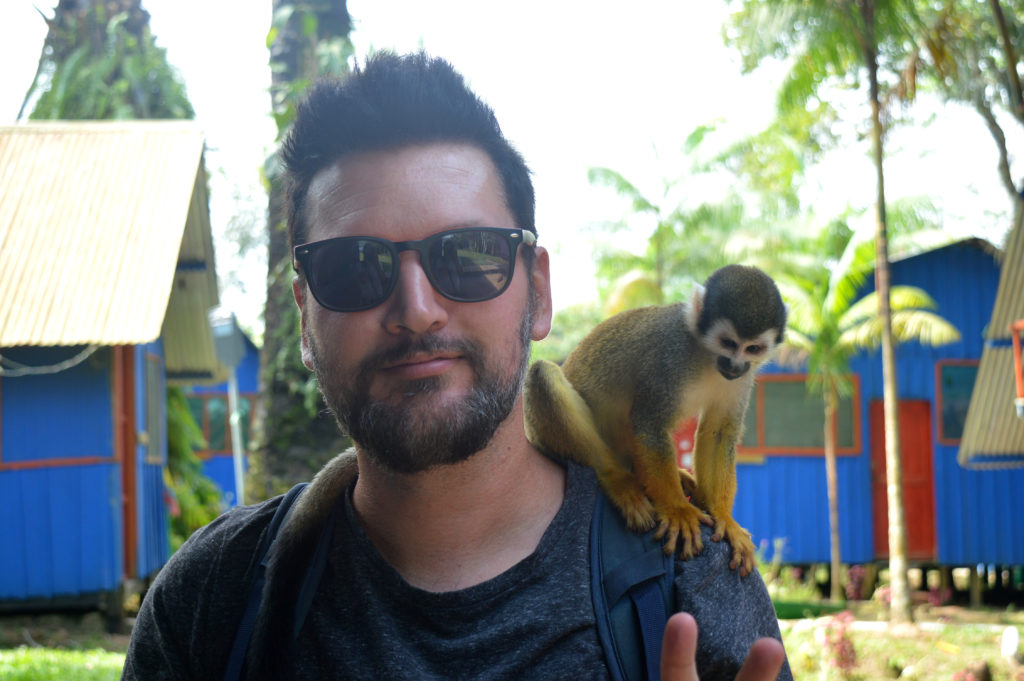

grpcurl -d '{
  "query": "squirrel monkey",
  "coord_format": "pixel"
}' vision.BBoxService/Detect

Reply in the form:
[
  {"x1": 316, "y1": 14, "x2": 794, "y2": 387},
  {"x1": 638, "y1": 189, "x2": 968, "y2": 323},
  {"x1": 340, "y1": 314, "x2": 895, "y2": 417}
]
[{"x1": 524, "y1": 265, "x2": 786, "y2": 576}]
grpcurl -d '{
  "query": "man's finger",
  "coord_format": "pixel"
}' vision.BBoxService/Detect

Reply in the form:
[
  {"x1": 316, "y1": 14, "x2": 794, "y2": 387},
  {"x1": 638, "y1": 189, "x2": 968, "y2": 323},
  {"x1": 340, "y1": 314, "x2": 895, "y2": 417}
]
[
  {"x1": 660, "y1": 612, "x2": 699, "y2": 681},
  {"x1": 735, "y1": 637, "x2": 785, "y2": 681}
]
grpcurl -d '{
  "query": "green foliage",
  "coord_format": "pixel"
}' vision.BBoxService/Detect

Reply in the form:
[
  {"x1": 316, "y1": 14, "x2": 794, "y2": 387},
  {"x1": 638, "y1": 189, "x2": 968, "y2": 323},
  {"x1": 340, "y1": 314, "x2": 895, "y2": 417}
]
[
  {"x1": 531, "y1": 303, "x2": 604, "y2": 363},
  {"x1": 0, "y1": 648, "x2": 124, "y2": 681},
  {"x1": 166, "y1": 387, "x2": 223, "y2": 551},
  {"x1": 267, "y1": 1, "x2": 354, "y2": 141},
  {"x1": 587, "y1": 127, "x2": 761, "y2": 312},
  {"x1": 254, "y1": 1, "x2": 355, "y2": 496},
  {"x1": 28, "y1": 3, "x2": 193, "y2": 120},
  {"x1": 773, "y1": 218, "x2": 960, "y2": 391}
]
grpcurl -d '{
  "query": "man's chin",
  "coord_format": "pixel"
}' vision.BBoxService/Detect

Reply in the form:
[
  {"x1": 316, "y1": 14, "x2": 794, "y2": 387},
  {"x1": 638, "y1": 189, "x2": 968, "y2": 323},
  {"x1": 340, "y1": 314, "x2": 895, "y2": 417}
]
[{"x1": 370, "y1": 376, "x2": 471, "y2": 409}]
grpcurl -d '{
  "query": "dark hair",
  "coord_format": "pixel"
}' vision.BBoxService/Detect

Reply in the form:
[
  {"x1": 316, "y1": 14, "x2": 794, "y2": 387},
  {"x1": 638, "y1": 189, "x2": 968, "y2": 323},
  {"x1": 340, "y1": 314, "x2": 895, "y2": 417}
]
[{"x1": 280, "y1": 51, "x2": 535, "y2": 250}]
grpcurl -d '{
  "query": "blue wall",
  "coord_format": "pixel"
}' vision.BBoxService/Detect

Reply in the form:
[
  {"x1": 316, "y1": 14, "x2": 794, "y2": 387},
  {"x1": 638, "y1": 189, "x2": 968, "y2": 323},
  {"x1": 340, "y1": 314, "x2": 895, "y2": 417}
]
[
  {"x1": 0, "y1": 342, "x2": 170, "y2": 603},
  {"x1": 733, "y1": 241, "x2": 1023, "y2": 566},
  {"x1": 135, "y1": 341, "x2": 170, "y2": 580},
  {"x1": 186, "y1": 335, "x2": 259, "y2": 506},
  {"x1": 0, "y1": 346, "x2": 123, "y2": 600}
]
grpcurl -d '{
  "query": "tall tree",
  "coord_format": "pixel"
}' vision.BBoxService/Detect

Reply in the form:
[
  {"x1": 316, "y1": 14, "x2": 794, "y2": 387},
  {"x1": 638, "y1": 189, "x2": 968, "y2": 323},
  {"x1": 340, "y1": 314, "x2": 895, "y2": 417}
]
[
  {"x1": 23, "y1": 0, "x2": 192, "y2": 120},
  {"x1": 909, "y1": 0, "x2": 1024, "y2": 236},
  {"x1": 775, "y1": 219, "x2": 959, "y2": 601},
  {"x1": 728, "y1": 0, "x2": 922, "y2": 625},
  {"x1": 254, "y1": 1, "x2": 353, "y2": 498},
  {"x1": 587, "y1": 126, "x2": 762, "y2": 316}
]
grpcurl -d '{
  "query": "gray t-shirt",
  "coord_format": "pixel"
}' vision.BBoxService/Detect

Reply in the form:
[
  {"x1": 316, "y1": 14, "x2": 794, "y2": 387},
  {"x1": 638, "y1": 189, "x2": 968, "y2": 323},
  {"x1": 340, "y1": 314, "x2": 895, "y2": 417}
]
[{"x1": 122, "y1": 462, "x2": 791, "y2": 680}]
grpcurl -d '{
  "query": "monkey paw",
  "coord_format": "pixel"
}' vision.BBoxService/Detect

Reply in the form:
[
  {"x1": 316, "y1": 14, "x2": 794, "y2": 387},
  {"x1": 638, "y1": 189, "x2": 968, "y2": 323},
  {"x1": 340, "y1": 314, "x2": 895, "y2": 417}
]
[
  {"x1": 600, "y1": 471, "x2": 656, "y2": 532},
  {"x1": 711, "y1": 516, "x2": 756, "y2": 577},
  {"x1": 652, "y1": 502, "x2": 713, "y2": 560}
]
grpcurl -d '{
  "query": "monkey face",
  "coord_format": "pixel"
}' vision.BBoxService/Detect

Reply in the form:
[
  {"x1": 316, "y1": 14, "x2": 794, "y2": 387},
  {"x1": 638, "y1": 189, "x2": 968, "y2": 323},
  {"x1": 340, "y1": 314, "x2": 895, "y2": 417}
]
[
  {"x1": 703, "y1": 318, "x2": 781, "y2": 382},
  {"x1": 716, "y1": 355, "x2": 750, "y2": 380}
]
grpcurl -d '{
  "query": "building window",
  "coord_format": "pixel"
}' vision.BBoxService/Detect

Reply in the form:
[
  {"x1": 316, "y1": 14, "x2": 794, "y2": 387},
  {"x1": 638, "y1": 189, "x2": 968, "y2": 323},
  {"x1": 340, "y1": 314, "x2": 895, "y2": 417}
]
[
  {"x1": 740, "y1": 374, "x2": 860, "y2": 455},
  {"x1": 186, "y1": 393, "x2": 254, "y2": 456},
  {"x1": 936, "y1": 361, "x2": 978, "y2": 444}
]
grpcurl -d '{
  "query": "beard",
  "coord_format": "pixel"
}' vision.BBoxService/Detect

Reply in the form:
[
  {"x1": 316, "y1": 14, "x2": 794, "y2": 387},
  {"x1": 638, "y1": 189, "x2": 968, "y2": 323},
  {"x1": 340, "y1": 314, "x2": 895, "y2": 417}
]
[{"x1": 307, "y1": 297, "x2": 535, "y2": 474}]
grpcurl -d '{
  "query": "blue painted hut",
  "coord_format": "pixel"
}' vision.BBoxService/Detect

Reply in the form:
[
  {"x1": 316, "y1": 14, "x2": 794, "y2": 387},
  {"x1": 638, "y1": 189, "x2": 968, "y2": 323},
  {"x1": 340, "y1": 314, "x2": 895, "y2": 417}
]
[
  {"x1": 0, "y1": 122, "x2": 225, "y2": 613},
  {"x1": 731, "y1": 237, "x2": 1024, "y2": 570},
  {"x1": 184, "y1": 332, "x2": 260, "y2": 505}
]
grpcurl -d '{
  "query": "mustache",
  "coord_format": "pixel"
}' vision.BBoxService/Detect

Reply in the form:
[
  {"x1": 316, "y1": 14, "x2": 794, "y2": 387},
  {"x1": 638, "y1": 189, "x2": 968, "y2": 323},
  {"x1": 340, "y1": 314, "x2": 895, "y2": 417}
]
[{"x1": 357, "y1": 334, "x2": 483, "y2": 376}]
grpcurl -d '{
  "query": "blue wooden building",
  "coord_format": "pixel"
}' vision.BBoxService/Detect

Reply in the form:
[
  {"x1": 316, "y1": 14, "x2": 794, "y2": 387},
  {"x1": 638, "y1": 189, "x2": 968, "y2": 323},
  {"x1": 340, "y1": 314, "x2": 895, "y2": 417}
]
[
  {"x1": 185, "y1": 332, "x2": 260, "y2": 505},
  {"x1": 0, "y1": 122, "x2": 226, "y2": 612},
  {"x1": 730, "y1": 237, "x2": 1024, "y2": 568}
]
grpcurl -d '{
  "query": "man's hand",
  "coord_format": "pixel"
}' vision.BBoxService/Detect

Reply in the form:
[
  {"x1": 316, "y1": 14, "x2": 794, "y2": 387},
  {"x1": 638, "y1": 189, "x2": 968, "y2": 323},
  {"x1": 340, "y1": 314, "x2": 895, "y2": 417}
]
[{"x1": 660, "y1": 613, "x2": 785, "y2": 681}]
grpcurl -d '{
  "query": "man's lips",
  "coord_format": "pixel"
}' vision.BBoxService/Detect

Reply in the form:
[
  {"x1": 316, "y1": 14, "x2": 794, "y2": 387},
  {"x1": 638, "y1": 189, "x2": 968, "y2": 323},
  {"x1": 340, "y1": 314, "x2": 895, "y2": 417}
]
[{"x1": 379, "y1": 353, "x2": 462, "y2": 380}]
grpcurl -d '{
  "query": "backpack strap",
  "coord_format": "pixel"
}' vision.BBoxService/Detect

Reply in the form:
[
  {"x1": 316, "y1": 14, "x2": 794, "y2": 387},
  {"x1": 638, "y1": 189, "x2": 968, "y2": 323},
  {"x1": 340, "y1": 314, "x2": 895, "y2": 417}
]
[
  {"x1": 222, "y1": 482, "x2": 309, "y2": 681},
  {"x1": 590, "y1": 491, "x2": 675, "y2": 681}
]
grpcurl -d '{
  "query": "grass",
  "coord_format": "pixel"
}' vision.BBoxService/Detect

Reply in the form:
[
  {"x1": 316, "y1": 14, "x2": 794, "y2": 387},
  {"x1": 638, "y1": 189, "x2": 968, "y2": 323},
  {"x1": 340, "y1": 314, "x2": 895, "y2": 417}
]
[
  {"x1": 3, "y1": 614, "x2": 1021, "y2": 681},
  {"x1": 0, "y1": 647, "x2": 125, "y2": 681},
  {"x1": 781, "y1": 612, "x2": 1024, "y2": 680}
]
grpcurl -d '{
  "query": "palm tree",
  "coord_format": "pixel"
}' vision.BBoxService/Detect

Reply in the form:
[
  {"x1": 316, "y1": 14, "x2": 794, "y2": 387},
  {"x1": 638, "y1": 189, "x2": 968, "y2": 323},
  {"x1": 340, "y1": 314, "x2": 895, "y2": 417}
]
[
  {"x1": 728, "y1": 0, "x2": 925, "y2": 625},
  {"x1": 22, "y1": 0, "x2": 192, "y2": 120},
  {"x1": 256, "y1": 1, "x2": 353, "y2": 497},
  {"x1": 587, "y1": 126, "x2": 763, "y2": 316},
  {"x1": 774, "y1": 223, "x2": 960, "y2": 602}
]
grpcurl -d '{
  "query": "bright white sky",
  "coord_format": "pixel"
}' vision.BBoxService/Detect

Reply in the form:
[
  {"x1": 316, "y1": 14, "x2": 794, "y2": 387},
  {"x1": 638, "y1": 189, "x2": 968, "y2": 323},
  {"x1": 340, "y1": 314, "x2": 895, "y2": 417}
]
[{"x1": 2, "y1": 1, "x2": 1016, "y2": 336}]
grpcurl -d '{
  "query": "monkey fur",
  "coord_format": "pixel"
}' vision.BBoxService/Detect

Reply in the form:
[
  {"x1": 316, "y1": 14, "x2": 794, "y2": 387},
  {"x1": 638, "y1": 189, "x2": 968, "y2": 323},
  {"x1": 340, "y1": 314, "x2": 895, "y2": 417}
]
[{"x1": 524, "y1": 265, "x2": 786, "y2": 576}]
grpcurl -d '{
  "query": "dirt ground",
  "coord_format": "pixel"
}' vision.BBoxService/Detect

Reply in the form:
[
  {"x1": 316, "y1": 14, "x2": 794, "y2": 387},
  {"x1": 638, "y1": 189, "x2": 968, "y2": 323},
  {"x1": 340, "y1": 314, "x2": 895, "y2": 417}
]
[
  {"x1": 0, "y1": 601, "x2": 1021, "y2": 659},
  {"x1": 0, "y1": 612, "x2": 132, "y2": 653}
]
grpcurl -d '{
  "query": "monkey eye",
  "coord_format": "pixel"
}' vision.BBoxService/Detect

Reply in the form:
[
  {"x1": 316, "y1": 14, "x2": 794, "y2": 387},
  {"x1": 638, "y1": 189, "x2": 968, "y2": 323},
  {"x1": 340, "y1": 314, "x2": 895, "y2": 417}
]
[
  {"x1": 721, "y1": 338, "x2": 738, "y2": 351},
  {"x1": 746, "y1": 344, "x2": 765, "y2": 355}
]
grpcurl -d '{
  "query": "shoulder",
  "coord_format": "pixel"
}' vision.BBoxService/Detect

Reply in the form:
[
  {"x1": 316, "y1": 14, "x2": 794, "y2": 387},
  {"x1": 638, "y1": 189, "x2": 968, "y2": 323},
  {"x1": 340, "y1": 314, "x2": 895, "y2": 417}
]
[
  {"x1": 673, "y1": 528, "x2": 792, "y2": 680},
  {"x1": 169, "y1": 497, "x2": 284, "y2": 585},
  {"x1": 673, "y1": 526, "x2": 775, "y2": 618},
  {"x1": 123, "y1": 497, "x2": 287, "y2": 681}
]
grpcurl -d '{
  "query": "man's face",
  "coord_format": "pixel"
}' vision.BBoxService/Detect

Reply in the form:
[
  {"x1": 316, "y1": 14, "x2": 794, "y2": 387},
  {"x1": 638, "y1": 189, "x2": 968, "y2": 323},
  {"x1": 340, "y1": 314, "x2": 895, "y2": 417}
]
[{"x1": 293, "y1": 143, "x2": 552, "y2": 473}]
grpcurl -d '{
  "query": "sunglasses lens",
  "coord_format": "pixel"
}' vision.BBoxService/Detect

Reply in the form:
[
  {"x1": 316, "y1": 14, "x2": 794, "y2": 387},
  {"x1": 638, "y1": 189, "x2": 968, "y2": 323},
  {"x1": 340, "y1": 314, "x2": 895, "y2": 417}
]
[
  {"x1": 307, "y1": 239, "x2": 394, "y2": 311},
  {"x1": 427, "y1": 230, "x2": 514, "y2": 301}
]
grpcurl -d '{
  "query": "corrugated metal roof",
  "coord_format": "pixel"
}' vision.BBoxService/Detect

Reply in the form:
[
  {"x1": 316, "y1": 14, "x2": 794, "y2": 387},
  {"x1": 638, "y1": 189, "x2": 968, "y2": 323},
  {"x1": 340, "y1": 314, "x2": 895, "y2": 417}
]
[
  {"x1": 0, "y1": 121, "x2": 224, "y2": 382},
  {"x1": 959, "y1": 214, "x2": 1024, "y2": 468},
  {"x1": 987, "y1": 219, "x2": 1024, "y2": 340}
]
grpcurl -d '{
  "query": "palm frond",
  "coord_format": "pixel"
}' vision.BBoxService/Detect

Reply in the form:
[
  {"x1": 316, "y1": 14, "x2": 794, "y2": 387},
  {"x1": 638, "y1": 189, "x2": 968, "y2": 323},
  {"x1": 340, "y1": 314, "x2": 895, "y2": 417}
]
[
  {"x1": 588, "y1": 167, "x2": 658, "y2": 215},
  {"x1": 890, "y1": 310, "x2": 961, "y2": 346},
  {"x1": 603, "y1": 270, "x2": 664, "y2": 316},
  {"x1": 839, "y1": 285, "x2": 940, "y2": 329},
  {"x1": 837, "y1": 309, "x2": 961, "y2": 348},
  {"x1": 825, "y1": 231, "x2": 874, "y2": 316}
]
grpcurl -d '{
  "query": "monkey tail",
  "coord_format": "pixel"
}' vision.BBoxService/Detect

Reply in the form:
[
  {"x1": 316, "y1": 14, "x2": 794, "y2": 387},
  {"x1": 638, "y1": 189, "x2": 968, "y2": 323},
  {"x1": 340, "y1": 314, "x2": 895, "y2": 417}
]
[
  {"x1": 524, "y1": 360, "x2": 656, "y2": 531},
  {"x1": 524, "y1": 360, "x2": 613, "y2": 469}
]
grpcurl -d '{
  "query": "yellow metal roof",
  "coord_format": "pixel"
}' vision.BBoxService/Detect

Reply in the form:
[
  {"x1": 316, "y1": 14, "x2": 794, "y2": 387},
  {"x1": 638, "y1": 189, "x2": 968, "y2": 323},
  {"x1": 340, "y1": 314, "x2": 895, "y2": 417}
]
[
  {"x1": 0, "y1": 121, "x2": 225, "y2": 382},
  {"x1": 959, "y1": 216, "x2": 1024, "y2": 468}
]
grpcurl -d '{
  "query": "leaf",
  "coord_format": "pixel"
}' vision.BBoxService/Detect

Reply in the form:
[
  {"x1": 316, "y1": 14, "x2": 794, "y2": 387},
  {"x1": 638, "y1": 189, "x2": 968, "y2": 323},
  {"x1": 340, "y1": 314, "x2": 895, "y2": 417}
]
[{"x1": 587, "y1": 167, "x2": 658, "y2": 215}]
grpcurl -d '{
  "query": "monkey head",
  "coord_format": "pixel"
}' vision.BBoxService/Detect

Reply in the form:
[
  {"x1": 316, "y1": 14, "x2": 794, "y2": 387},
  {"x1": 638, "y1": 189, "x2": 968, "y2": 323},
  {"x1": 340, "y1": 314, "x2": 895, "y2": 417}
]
[{"x1": 689, "y1": 265, "x2": 787, "y2": 381}]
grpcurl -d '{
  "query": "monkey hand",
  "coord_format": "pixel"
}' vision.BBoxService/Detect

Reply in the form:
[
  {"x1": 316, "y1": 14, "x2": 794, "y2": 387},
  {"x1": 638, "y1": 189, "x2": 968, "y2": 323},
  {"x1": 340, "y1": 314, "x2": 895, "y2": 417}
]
[
  {"x1": 652, "y1": 501, "x2": 713, "y2": 560},
  {"x1": 710, "y1": 515, "x2": 757, "y2": 577},
  {"x1": 598, "y1": 467, "x2": 657, "y2": 531}
]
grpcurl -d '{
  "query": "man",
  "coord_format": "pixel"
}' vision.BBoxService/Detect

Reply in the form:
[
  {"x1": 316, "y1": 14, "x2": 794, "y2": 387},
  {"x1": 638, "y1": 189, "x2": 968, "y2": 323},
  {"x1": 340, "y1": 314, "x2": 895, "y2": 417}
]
[{"x1": 123, "y1": 51, "x2": 791, "y2": 681}]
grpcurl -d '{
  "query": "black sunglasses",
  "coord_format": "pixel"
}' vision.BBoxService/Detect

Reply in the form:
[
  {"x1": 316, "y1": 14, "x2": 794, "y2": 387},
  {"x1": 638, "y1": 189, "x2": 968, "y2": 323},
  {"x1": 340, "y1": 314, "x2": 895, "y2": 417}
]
[{"x1": 293, "y1": 227, "x2": 537, "y2": 312}]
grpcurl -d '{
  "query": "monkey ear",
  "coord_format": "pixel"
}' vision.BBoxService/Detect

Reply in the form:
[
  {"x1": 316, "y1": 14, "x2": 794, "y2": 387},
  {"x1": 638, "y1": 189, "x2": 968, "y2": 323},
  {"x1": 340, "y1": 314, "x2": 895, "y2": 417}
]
[{"x1": 685, "y1": 284, "x2": 705, "y2": 334}]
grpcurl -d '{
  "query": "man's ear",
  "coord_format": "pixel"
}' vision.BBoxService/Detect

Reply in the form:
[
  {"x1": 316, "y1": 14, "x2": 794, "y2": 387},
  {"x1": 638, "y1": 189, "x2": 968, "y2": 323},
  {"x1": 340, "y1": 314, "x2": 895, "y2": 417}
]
[
  {"x1": 685, "y1": 284, "x2": 705, "y2": 336},
  {"x1": 293, "y1": 276, "x2": 315, "y2": 371},
  {"x1": 529, "y1": 247, "x2": 553, "y2": 341}
]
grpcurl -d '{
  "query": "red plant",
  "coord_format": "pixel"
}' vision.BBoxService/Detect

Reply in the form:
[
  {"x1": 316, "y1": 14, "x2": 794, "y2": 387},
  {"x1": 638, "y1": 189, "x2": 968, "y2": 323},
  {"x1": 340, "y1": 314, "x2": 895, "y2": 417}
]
[{"x1": 823, "y1": 610, "x2": 857, "y2": 676}]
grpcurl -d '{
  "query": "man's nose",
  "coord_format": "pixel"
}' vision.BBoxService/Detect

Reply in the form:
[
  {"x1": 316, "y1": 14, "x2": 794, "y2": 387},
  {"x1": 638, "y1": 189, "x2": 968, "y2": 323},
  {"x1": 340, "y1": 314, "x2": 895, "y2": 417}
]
[{"x1": 381, "y1": 251, "x2": 448, "y2": 335}]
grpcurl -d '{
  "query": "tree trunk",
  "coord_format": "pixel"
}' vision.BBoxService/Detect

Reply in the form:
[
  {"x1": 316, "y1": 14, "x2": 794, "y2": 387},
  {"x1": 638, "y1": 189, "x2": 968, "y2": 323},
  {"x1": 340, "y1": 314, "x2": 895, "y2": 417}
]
[
  {"x1": 987, "y1": 0, "x2": 1024, "y2": 125},
  {"x1": 861, "y1": 0, "x2": 914, "y2": 626},
  {"x1": 824, "y1": 388, "x2": 843, "y2": 601},
  {"x1": 253, "y1": 1, "x2": 352, "y2": 498}
]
